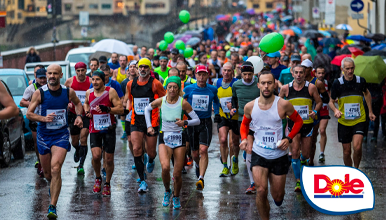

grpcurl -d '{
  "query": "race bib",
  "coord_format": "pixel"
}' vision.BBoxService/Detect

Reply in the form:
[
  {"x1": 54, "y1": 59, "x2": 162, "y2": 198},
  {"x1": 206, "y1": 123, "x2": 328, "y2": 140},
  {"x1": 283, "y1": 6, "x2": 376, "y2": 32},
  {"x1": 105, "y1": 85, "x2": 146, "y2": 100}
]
[
  {"x1": 125, "y1": 110, "x2": 132, "y2": 122},
  {"x1": 46, "y1": 109, "x2": 67, "y2": 129},
  {"x1": 75, "y1": 91, "x2": 86, "y2": 105},
  {"x1": 93, "y1": 114, "x2": 111, "y2": 130},
  {"x1": 220, "y1": 97, "x2": 232, "y2": 113},
  {"x1": 163, "y1": 131, "x2": 183, "y2": 148},
  {"x1": 192, "y1": 95, "x2": 209, "y2": 112},
  {"x1": 294, "y1": 105, "x2": 309, "y2": 120},
  {"x1": 255, "y1": 128, "x2": 279, "y2": 150},
  {"x1": 344, "y1": 103, "x2": 361, "y2": 120},
  {"x1": 134, "y1": 98, "x2": 149, "y2": 115}
]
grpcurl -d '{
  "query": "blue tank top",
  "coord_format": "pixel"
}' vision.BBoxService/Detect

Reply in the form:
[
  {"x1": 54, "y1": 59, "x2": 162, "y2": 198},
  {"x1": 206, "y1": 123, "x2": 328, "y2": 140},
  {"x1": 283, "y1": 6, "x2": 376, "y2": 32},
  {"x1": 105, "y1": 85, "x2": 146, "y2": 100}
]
[{"x1": 37, "y1": 85, "x2": 69, "y2": 136}]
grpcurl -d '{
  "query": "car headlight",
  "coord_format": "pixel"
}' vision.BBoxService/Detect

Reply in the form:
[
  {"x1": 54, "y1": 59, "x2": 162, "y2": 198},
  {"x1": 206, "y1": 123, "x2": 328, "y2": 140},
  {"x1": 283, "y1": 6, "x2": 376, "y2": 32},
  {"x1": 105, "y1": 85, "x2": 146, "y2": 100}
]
[{"x1": 20, "y1": 108, "x2": 28, "y2": 116}]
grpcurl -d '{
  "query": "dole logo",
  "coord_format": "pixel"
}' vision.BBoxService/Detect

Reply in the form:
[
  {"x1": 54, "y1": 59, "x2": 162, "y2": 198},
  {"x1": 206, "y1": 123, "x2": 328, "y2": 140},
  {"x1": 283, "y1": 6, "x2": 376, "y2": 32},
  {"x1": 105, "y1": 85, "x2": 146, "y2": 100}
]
[{"x1": 301, "y1": 166, "x2": 374, "y2": 215}]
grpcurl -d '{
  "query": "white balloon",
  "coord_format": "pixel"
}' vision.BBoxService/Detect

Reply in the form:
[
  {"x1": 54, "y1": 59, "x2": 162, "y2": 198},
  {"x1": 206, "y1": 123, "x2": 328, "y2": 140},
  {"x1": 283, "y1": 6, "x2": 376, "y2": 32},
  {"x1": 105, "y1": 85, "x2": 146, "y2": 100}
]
[{"x1": 247, "y1": 56, "x2": 264, "y2": 74}]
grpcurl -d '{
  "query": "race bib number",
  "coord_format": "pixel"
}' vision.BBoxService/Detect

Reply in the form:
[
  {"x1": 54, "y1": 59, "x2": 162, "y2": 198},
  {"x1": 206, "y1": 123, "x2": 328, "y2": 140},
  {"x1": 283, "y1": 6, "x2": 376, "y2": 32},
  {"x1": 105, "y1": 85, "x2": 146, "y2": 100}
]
[
  {"x1": 125, "y1": 110, "x2": 132, "y2": 122},
  {"x1": 93, "y1": 114, "x2": 111, "y2": 130},
  {"x1": 164, "y1": 131, "x2": 183, "y2": 148},
  {"x1": 220, "y1": 97, "x2": 232, "y2": 113},
  {"x1": 192, "y1": 95, "x2": 209, "y2": 112},
  {"x1": 344, "y1": 103, "x2": 361, "y2": 120},
  {"x1": 75, "y1": 91, "x2": 86, "y2": 105},
  {"x1": 255, "y1": 128, "x2": 278, "y2": 150},
  {"x1": 46, "y1": 109, "x2": 67, "y2": 129},
  {"x1": 134, "y1": 98, "x2": 149, "y2": 115},
  {"x1": 294, "y1": 105, "x2": 309, "y2": 120}
]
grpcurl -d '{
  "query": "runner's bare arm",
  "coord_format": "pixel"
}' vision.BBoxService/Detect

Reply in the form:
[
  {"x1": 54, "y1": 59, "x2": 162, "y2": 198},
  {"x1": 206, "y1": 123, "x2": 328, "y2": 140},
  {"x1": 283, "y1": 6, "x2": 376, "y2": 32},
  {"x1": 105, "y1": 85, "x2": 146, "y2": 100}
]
[
  {"x1": 69, "y1": 88, "x2": 83, "y2": 115},
  {"x1": 209, "y1": 64, "x2": 216, "y2": 79},
  {"x1": 64, "y1": 77, "x2": 73, "y2": 87},
  {"x1": 310, "y1": 84, "x2": 322, "y2": 112},
  {"x1": 278, "y1": 84, "x2": 288, "y2": 98},
  {"x1": 145, "y1": 98, "x2": 162, "y2": 133},
  {"x1": 279, "y1": 99, "x2": 303, "y2": 150},
  {"x1": 84, "y1": 90, "x2": 91, "y2": 118},
  {"x1": 112, "y1": 69, "x2": 118, "y2": 81},
  {"x1": 109, "y1": 88, "x2": 124, "y2": 115},
  {"x1": 364, "y1": 88, "x2": 376, "y2": 121},
  {"x1": 0, "y1": 83, "x2": 19, "y2": 119},
  {"x1": 20, "y1": 98, "x2": 30, "y2": 107},
  {"x1": 26, "y1": 89, "x2": 52, "y2": 122}
]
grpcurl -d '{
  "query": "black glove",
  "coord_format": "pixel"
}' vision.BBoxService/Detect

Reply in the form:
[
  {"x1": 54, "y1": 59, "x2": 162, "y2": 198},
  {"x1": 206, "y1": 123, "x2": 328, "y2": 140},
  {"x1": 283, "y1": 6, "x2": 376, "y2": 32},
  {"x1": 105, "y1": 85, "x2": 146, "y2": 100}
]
[
  {"x1": 214, "y1": 114, "x2": 221, "y2": 123},
  {"x1": 99, "y1": 105, "x2": 111, "y2": 113},
  {"x1": 123, "y1": 108, "x2": 130, "y2": 116}
]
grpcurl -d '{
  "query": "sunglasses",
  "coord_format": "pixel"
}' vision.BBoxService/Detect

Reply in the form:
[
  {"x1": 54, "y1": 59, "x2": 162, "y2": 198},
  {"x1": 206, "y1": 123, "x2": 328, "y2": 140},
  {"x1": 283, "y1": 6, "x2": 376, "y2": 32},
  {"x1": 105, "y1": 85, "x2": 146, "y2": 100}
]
[{"x1": 139, "y1": 65, "x2": 149, "y2": 69}]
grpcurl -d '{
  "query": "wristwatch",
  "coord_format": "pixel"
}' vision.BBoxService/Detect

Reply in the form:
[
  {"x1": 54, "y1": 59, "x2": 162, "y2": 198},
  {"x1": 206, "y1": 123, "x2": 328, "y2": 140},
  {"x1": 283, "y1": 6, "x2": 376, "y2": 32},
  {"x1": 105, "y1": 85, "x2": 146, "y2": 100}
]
[
  {"x1": 76, "y1": 114, "x2": 82, "y2": 118},
  {"x1": 183, "y1": 120, "x2": 188, "y2": 126},
  {"x1": 284, "y1": 137, "x2": 293, "y2": 143}
]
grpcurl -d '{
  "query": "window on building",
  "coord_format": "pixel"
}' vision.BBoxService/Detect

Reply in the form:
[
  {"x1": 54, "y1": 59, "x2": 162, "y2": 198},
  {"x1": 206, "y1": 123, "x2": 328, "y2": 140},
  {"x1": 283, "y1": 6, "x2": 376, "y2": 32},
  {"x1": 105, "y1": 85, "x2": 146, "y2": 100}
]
[
  {"x1": 64, "y1": 3, "x2": 71, "y2": 11},
  {"x1": 18, "y1": 0, "x2": 24, "y2": 9},
  {"x1": 253, "y1": 4, "x2": 259, "y2": 9},
  {"x1": 116, "y1": 1, "x2": 123, "y2": 9},
  {"x1": 89, "y1": 4, "x2": 98, "y2": 9},
  {"x1": 76, "y1": 5, "x2": 84, "y2": 10},
  {"x1": 8, "y1": 10, "x2": 14, "y2": 18},
  {"x1": 101, "y1": 4, "x2": 111, "y2": 9},
  {"x1": 27, "y1": 4, "x2": 35, "y2": 12},
  {"x1": 17, "y1": 12, "x2": 21, "y2": 19},
  {"x1": 145, "y1": 3, "x2": 165, "y2": 8},
  {"x1": 266, "y1": 2, "x2": 273, "y2": 9}
]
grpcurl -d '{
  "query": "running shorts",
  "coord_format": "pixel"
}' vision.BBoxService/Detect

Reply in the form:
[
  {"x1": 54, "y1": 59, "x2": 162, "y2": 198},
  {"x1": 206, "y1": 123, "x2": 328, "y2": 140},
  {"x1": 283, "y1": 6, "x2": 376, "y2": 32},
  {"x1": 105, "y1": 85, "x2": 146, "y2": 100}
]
[
  {"x1": 68, "y1": 112, "x2": 90, "y2": 135},
  {"x1": 90, "y1": 129, "x2": 116, "y2": 154},
  {"x1": 338, "y1": 122, "x2": 365, "y2": 144},
  {"x1": 288, "y1": 121, "x2": 313, "y2": 138},
  {"x1": 125, "y1": 121, "x2": 131, "y2": 135},
  {"x1": 319, "y1": 115, "x2": 331, "y2": 120},
  {"x1": 251, "y1": 152, "x2": 290, "y2": 175},
  {"x1": 130, "y1": 124, "x2": 159, "y2": 137},
  {"x1": 217, "y1": 117, "x2": 240, "y2": 136},
  {"x1": 187, "y1": 118, "x2": 212, "y2": 151},
  {"x1": 159, "y1": 131, "x2": 186, "y2": 149},
  {"x1": 37, "y1": 130, "x2": 70, "y2": 155},
  {"x1": 29, "y1": 121, "x2": 38, "y2": 132}
]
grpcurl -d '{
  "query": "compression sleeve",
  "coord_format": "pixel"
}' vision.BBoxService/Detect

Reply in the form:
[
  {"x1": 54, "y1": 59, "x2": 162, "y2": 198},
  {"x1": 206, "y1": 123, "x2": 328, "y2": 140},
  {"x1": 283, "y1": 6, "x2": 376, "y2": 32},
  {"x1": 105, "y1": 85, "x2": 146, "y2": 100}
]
[
  {"x1": 144, "y1": 104, "x2": 154, "y2": 128},
  {"x1": 231, "y1": 87, "x2": 238, "y2": 109},
  {"x1": 240, "y1": 115, "x2": 252, "y2": 141},
  {"x1": 186, "y1": 110, "x2": 200, "y2": 126},
  {"x1": 288, "y1": 110, "x2": 303, "y2": 139},
  {"x1": 213, "y1": 90, "x2": 220, "y2": 115},
  {"x1": 321, "y1": 91, "x2": 330, "y2": 104}
]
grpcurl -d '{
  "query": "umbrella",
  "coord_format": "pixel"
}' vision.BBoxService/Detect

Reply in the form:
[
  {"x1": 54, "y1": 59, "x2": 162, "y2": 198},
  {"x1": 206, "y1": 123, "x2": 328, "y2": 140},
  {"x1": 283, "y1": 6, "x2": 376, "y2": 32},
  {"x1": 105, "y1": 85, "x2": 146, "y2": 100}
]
[
  {"x1": 186, "y1": 37, "x2": 200, "y2": 46},
  {"x1": 290, "y1": 26, "x2": 302, "y2": 35},
  {"x1": 281, "y1": 15, "x2": 293, "y2": 22},
  {"x1": 215, "y1": 14, "x2": 225, "y2": 20},
  {"x1": 331, "y1": 54, "x2": 351, "y2": 66},
  {"x1": 92, "y1": 39, "x2": 134, "y2": 55},
  {"x1": 281, "y1": 29, "x2": 295, "y2": 36},
  {"x1": 168, "y1": 34, "x2": 192, "y2": 50},
  {"x1": 301, "y1": 30, "x2": 324, "y2": 38},
  {"x1": 327, "y1": 30, "x2": 338, "y2": 37},
  {"x1": 363, "y1": 50, "x2": 386, "y2": 59},
  {"x1": 348, "y1": 47, "x2": 364, "y2": 56},
  {"x1": 336, "y1": 24, "x2": 353, "y2": 31},
  {"x1": 246, "y1": 8, "x2": 255, "y2": 15},
  {"x1": 318, "y1": 30, "x2": 331, "y2": 37},
  {"x1": 184, "y1": 31, "x2": 202, "y2": 38},
  {"x1": 372, "y1": 44, "x2": 386, "y2": 50},
  {"x1": 346, "y1": 35, "x2": 372, "y2": 42},
  {"x1": 354, "y1": 56, "x2": 386, "y2": 84},
  {"x1": 365, "y1": 33, "x2": 386, "y2": 42},
  {"x1": 321, "y1": 37, "x2": 342, "y2": 46}
]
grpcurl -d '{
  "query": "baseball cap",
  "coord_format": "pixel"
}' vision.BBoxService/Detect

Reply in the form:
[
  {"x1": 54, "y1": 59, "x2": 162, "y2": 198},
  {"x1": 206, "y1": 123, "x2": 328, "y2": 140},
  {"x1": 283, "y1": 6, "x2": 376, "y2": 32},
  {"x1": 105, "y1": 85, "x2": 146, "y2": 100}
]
[
  {"x1": 282, "y1": 56, "x2": 290, "y2": 61},
  {"x1": 138, "y1": 58, "x2": 151, "y2": 67},
  {"x1": 301, "y1": 59, "x2": 313, "y2": 68},
  {"x1": 290, "y1": 55, "x2": 301, "y2": 62},
  {"x1": 36, "y1": 68, "x2": 47, "y2": 78},
  {"x1": 196, "y1": 65, "x2": 209, "y2": 74},
  {"x1": 266, "y1": 51, "x2": 281, "y2": 58},
  {"x1": 171, "y1": 48, "x2": 179, "y2": 54},
  {"x1": 99, "y1": 56, "x2": 107, "y2": 63},
  {"x1": 241, "y1": 61, "x2": 254, "y2": 73}
]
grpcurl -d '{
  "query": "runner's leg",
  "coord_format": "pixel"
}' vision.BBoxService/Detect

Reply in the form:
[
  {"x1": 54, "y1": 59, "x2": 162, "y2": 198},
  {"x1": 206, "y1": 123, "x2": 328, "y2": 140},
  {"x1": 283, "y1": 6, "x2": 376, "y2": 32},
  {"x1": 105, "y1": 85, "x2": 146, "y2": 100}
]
[
  {"x1": 132, "y1": 131, "x2": 145, "y2": 180},
  {"x1": 268, "y1": 173, "x2": 286, "y2": 206},
  {"x1": 49, "y1": 145, "x2": 68, "y2": 206},
  {"x1": 309, "y1": 123, "x2": 319, "y2": 165},
  {"x1": 342, "y1": 143, "x2": 353, "y2": 167},
  {"x1": 199, "y1": 145, "x2": 209, "y2": 177},
  {"x1": 105, "y1": 152, "x2": 114, "y2": 183},
  {"x1": 159, "y1": 144, "x2": 172, "y2": 190},
  {"x1": 91, "y1": 147, "x2": 103, "y2": 178},
  {"x1": 173, "y1": 146, "x2": 186, "y2": 196},
  {"x1": 219, "y1": 126, "x2": 230, "y2": 165},
  {"x1": 291, "y1": 134, "x2": 301, "y2": 181},
  {"x1": 252, "y1": 165, "x2": 270, "y2": 220},
  {"x1": 352, "y1": 134, "x2": 363, "y2": 168},
  {"x1": 319, "y1": 119, "x2": 329, "y2": 154},
  {"x1": 40, "y1": 153, "x2": 52, "y2": 181}
]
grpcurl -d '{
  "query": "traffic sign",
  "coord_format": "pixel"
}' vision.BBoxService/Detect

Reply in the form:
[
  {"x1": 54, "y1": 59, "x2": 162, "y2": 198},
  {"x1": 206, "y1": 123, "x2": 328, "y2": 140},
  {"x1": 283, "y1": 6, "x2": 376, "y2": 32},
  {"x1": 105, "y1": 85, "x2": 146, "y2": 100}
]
[
  {"x1": 312, "y1": 7, "x2": 320, "y2": 18},
  {"x1": 350, "y1": 0, "x2": 364, "y2": 13},
  {"x1": 352, "y1": 13, "x2": 364, "y2": 20}
]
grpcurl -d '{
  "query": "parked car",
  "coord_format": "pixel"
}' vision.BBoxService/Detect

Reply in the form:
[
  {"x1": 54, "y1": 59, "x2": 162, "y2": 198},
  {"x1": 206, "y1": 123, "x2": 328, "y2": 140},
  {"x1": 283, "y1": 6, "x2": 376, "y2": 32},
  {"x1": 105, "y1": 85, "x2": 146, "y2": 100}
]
[
  {"x1": 0, "y1": 80, "x2": 25, "y2": 166},
  {"x1": 65, "y1": 46, "x2": 95, "y2": 73},
  {"x1": 0, "y1": 69, "x2": 32, "y2": 141},
  {"x1": 24, "y1": 61, "x2": 72, "y2": 85}
]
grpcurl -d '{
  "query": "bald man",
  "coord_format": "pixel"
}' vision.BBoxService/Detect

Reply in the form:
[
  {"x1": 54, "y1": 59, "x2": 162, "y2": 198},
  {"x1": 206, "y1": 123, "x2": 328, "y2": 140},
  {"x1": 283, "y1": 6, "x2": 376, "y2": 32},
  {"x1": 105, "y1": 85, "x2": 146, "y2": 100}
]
[
  {"x1": 302, "y1": 53, "x2": 312, "y2": 62},
  {"x1": 27, "y1": 64, "x2": 84, "y2": 218}
]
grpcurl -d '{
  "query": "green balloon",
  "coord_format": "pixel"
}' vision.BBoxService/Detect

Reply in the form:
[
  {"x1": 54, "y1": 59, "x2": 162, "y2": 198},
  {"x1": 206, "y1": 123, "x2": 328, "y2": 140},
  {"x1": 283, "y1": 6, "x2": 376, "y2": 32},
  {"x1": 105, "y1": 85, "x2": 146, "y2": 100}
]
[
  {"x1": 175, "y1": 40, "x2": 185, "y2": 50},
  {"x1": 179, "y1": 10, "x2": 190, "y2": 24},
  {"x1": 159, "y1": 40, "x2": 168, "y2": 51},
  {"x1": 184, "y1": 48, "x2": 193, "y2": 58},
  {"x1": 164, "y1": 32, "x2": 174, "y2": 44},
  {"x1": 259, "y1": 33, "x2": 284, "y2": 53}
]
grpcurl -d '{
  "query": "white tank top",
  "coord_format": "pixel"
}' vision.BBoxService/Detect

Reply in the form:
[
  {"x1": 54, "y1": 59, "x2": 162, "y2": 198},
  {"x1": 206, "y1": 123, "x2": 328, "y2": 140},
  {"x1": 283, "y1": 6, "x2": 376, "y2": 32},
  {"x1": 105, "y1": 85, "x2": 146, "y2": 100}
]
[
  {"x1": 160, "y1": 96, "x2": 183, "y2": 132},
  {"x1": 251, "y1": 96, "x2": 287, "y2": 159}
]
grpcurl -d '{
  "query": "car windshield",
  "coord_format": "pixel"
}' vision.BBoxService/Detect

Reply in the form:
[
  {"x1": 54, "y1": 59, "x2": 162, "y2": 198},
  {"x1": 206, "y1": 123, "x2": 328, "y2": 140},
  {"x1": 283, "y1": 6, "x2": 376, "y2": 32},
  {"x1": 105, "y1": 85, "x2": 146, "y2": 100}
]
[
  {"x1": 67, "y1": 53, "x2": 94, "y2": 64},
  {"x1": 27, "y1": 65, "x2": 69, "y2": 84},
  {"x1": 0, "y1": 75, "x2": 27, "y2": 96}
]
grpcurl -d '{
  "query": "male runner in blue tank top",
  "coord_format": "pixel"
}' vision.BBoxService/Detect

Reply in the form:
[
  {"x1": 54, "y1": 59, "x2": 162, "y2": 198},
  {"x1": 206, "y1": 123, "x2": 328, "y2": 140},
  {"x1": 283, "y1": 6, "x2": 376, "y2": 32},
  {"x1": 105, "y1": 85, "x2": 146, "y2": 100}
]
[{"x1": 27, "y1": 64, "x2": 84, "y2": 219}]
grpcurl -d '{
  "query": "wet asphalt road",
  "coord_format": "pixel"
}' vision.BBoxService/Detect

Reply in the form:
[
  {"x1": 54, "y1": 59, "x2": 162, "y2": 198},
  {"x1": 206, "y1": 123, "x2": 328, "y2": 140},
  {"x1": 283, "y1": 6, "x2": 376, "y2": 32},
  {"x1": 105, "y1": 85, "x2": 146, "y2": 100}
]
[{"x1": 0, "y1": 113, "x2": 385, "y2": 220}]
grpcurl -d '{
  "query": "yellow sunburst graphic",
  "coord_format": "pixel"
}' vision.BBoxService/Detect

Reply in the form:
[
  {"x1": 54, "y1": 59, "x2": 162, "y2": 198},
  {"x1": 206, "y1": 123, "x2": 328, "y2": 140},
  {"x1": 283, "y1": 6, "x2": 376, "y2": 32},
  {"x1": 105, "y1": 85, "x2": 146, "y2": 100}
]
[{"x1": 327, "y1": 179, "x2": 348, "y2": 197}]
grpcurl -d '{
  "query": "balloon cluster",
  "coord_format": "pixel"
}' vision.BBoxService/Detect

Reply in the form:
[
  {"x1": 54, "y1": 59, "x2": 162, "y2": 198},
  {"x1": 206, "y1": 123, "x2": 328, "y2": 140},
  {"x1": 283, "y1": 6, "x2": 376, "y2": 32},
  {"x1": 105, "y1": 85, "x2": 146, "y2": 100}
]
[{"x1": 158, "y1": 10, "x2": 193, "y2": 58}]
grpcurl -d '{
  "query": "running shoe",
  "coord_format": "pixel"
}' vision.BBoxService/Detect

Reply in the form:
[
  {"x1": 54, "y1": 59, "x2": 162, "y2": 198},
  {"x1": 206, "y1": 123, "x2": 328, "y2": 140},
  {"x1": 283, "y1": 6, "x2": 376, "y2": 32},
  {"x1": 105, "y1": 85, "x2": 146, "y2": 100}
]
[
  {"x1": 47, "y1": 205, "x2": 57, "y2": 219},
  {"x1": 245, "y1": 183, "x2": 256, "y2": 194},
  {"x1": 219, "y1": 167, "x2": 230, "y2": 177},
  {"x1": 37, "y1": 163, "x2": 44, "y2": 177},
  {"x1": 136, "y1": 173, "x2": 147, "y2": 183},
  {"x1": 102, "y1": 183, "x2": 111, "y2": 196},
  {"x1": 138, "y1": 181, "x2": 149, "y2": 193},
  {"x1": 196, "y1": 178, "x2": 204, "y2": 190},
  {"x1": 187, "y1": 157, "x2": 193, "y2": 166},
  {"x1": 74, "y1": 147, "x2": 80, "y2": 163},
  {"x1": 182, "y1": 166, "x2": 187, "y2": 174},
  {"x1": 132, "y1": 165, "x2": 136, "y2": 169},
  {"x1": 318, "y1": 153, "x2": 325, "y2": 163},
  {"x1": 300, "y1": 160, "x2": 308, "y2": 169},
  {"x1": 35, "y1": 161, "x2": 39, "y2": 168},
  {"x1": 146, "y1": 161, "x2": 155, "y2": 173},
  {"x1": 294, "y1": 181, "x2": 301, "y2": 192},
  {"x1": 231, "y1": 155, "x2": 239, "y2": 175},
  {"x1": 162, "y1": 191, "x2": 172, "y2": 207},
  {"x1": 144, "y1": 153, "x2": 148, "y2": 165},
  {"x1": 173, "y1": 197, "x2": 181, "y2": 209},
  {"x1": 93, "y1": 178, "x2": 102, "y2": 193},
  {"x1": 243, "y1": 151, "x2": 246, "y2": 162},
  {"x1": 195, "y1": 166, "x2": 200, "y2": 179},
  {"x1": 77, "y1": 167, "x2": 84, "y2": 175},
  {"x1": 102, "y1": 168, "x2": 106, "y2": 178},
  {"x1": 120, "y1": 132, "x2": 127, "y2": 140}
]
